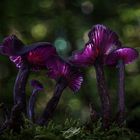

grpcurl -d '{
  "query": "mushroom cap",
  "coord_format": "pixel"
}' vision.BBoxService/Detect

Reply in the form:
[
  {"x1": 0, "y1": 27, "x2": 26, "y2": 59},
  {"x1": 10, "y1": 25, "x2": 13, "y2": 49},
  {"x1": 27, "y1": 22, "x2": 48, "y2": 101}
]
[
  {"x1": 0, "y1": 35, "x2": 24, "y2": 56},
  {"x1": 30, "y1": 80, "x2": 43, "y2": 91},
  {"x1": 46, "y1": 56, "x2": 83, "y2": 92},
  {"x1": 10, "y1": 43, "x2": 57, "y2": 69},
  {"x1": 26, "y1": 43, "x2": 57, "y2": 68},
  {"x1": 1, "y1": 35, "x2": 58, "y2": 70},
  {"x1": 18, "y1": 42, "x2": 55, "y2": 55},
  {"x1": 0, "y1": 34, "x2": 56, "y2": 56},
  {"x1": 105, "y1": 47, "x2": 139, "y2": 66},
  {"x1": 69, "y1": 24, "x2": 121, "y2": 67},
  {"x1": 88, "y1": 24, "x2": 121, "y2": 56},
  {"x1": 69, "y1": 42, "x2": 98, "y2": 67}
]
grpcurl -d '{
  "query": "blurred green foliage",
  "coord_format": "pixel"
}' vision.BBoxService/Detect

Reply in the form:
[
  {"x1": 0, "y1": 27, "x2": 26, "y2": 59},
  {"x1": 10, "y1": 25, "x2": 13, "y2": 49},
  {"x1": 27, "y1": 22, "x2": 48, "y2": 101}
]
[{"x1": 0, "y1": 0, "x2": 140, "y2": 132}]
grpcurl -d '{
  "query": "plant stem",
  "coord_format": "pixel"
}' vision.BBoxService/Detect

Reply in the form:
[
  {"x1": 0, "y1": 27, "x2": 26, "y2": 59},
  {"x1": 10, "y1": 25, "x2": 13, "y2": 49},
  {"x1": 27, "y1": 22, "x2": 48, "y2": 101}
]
[
  {"x1": 38, "y1": 78, "x2": 67, "y2": 126},
  {"x1": 94, "y1": 62, "x2": 110, "y2": 129},
  {"x1": 117, "y1": 59, "x2": 125, "y2": 125},
  {"x1": 28, "y1": 89, "x2": 38, "y2": 122}
]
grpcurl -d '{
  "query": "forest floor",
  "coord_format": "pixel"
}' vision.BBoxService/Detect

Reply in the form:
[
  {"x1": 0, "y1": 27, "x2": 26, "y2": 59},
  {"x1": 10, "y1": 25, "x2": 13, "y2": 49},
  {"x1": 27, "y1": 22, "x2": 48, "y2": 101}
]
[{"x1": 0, "y1": 118, "x2": 140, "y2": 140}]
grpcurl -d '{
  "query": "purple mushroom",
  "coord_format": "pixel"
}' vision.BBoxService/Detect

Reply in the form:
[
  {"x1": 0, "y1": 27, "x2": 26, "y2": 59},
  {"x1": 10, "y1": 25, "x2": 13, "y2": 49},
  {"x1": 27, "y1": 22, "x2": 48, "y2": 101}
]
[
  {"x1": 28, "y1": 80, "x2": 44, "y2": 122},
  {"x1": 0, "y1": 35, "x2": 57, "y2": 105},
  {"x1": 106, "y1": 47, "x2": 139, "y2": 125},
  {"x1": 70, "y1": 24, "x2": 122, "y2": 128},
  {"x1": 0, "y1": 35, "x2": 58, "y2": 132},
  {"x1": 70, "y1": 24, "x2": 139, "y2": 127},
  {"x1": 38, "y1": 56, "x2": 83, "y2": 125},
  {"x1": 0, "y1": 35, "x2": 83, "y2": 128}
]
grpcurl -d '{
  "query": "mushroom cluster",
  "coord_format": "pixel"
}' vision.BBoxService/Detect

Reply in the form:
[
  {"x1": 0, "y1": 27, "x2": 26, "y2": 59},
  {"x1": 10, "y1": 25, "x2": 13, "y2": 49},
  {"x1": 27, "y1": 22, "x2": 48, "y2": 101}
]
[
  {"x1": 70, "y1": 24, "x2": 139, "y2": 128},
  {"x1": 0, "y1": 35, "x2": 83, "y2": 133},
  {"x1": 0, "y1": 24, "x2": 139, "y2": 133}
]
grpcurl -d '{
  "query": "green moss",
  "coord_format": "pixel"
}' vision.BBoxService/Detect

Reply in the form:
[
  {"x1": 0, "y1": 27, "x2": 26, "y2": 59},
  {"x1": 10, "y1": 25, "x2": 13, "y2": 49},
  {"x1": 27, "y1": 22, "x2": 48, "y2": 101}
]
[{"x1": 0, "y1": 118, "x2": 140, "y2": 140}]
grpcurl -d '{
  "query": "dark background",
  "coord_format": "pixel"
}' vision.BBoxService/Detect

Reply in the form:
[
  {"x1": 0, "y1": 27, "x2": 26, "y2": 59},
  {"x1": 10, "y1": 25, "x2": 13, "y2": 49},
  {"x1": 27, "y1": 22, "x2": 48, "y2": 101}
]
[{"x1": 0, "y1": 0, "x2": 140, "y2": 132}]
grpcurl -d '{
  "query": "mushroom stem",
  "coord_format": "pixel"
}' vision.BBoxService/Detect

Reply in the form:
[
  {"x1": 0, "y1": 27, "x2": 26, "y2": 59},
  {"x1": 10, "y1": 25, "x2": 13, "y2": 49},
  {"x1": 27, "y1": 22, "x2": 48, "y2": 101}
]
[
  {"x1": 0, "y1": 62, "x2": 30, "y2": 133},
  {"x1": 117, "y1": 59, "x2": 125, "y2": 125},
  {"x1": 94, "y1": 62, "x2": 110, "y2": 129},
  {"x1": 28, "y1": 89, "x2": 38, "y2": 122},
  {"x1": 13, "y1": 61, "x2": 30, "y2": 113},
  {"x1": 9, "y1": 61, "x2": 30, "y2": 132},
  {"x1": 38, "y1": 78, "x2": 67, "y2": 126}
]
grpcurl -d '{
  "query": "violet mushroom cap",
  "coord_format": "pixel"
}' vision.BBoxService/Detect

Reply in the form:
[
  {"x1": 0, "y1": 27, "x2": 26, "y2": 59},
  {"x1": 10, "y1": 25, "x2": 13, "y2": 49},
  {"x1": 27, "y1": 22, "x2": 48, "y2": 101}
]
[
  {"x1": 88, "y1": 24, "x2": 121, "y2": 56},
  {"x1": 30, "y1": 80, "x2": 44, "y2": 92},
  {"x1": 0, "y1": 35, "x2": 56, "y2": 56},
  {"x1": 0, "y1": 35, "x2": 58, "y2": 70},
  {"x1": 70, "y1": 24, "x2": 121, "y2": 67},
  {"x1": 105, "y1": 47, "x2": 139, "y2": 66},
  {"x1": 0, "y1": 35, "x2": 24, "y2": 56},
  {"x1": 46, "y1": 56, "x2": 83, "y2": 92},
  {"x1": 70, "y1": 42, "x2": 98, "y2": 67}
]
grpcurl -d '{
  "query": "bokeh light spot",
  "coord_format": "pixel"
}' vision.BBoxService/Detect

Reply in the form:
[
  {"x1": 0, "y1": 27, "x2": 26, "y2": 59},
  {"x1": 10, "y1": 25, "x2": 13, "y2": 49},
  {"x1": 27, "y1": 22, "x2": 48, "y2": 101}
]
[
  {"x1": 68, "y1": 98, "x2": 81, "y2": 111},
  {"x1": 31, "y1": 23, "x2": 47, "y2": 40},
  {"x1": 81, "y1": 1, "x2": 94, "y2": 14},
  {"x1": 54, "y1": 37, "x2": 71, "y2": 55}
]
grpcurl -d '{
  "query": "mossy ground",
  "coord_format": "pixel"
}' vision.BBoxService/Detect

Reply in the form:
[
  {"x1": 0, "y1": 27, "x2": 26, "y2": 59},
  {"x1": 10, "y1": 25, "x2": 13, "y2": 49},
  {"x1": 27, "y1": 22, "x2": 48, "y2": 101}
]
[{"x1": 0, "y1": 118, "x2": 140, "y2": 140}]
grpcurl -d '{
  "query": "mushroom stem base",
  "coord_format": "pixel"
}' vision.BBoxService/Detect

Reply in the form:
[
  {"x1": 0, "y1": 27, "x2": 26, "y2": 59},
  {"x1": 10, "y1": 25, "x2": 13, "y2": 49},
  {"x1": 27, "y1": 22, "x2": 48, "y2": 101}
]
[
  {"x1": 0, "y1": 62, "x2": 29, "y2": 134},
  {"x1": 94, "y1": 62, "x2": 111, "y2": 129},
  {"x1": 117, "y1": 59, "x2": 125, "y2": 126}
]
